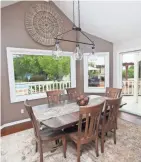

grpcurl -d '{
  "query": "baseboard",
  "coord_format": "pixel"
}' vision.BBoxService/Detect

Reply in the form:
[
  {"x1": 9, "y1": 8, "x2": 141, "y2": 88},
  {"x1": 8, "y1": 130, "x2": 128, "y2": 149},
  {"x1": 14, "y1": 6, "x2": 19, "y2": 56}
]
[{"x1": 1, "y1": 121, "x2": 32, "y2": 136}]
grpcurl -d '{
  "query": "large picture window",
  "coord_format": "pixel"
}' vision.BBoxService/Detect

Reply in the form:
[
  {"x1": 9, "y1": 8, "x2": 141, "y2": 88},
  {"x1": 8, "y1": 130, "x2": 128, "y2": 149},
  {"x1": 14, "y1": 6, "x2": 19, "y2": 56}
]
[
  {"x1": 83, "y1": 53, "x2": 109, "y2": 93},
  {"x1": 7, "y1": 47, "x2": 76, "y2": 103}
]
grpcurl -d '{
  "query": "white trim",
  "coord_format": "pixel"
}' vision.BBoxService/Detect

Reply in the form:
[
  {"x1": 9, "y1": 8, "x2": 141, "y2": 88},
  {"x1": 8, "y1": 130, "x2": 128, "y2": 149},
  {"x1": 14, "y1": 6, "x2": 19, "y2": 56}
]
[
  {"x1": 7, "y1": 47, "x2": 76, "y2": 103},
  {"x1": 116, "y1": 51, "x2": 141, "y2": 89},
  {"x1": 0, "y1": 118, "x2": 30, "y2": 130},
  {"x1": 83, "y1": 52, "x2": 109, "y2": 93}
]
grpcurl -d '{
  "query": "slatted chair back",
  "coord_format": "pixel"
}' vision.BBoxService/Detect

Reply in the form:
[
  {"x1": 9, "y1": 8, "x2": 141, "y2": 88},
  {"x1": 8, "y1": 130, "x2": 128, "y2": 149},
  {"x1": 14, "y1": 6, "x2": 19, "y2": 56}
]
[
  {"x1": 102, "y1": 97, "x2": 122, "y2": 129},
  {"x1": 105, "y1": 87, "x2": 122, "y2": 98},
  {"x1": 77, "y1": 101, "x2": 105, "y2": 141},
  {"x1": 66, "y1": 88, "x2": 78, "y2": 100},
  {"x1": 24, "y1": 100, "x2": 40, "y2": 140},
  {"x1": 46, "y1": 90, "x2": 64, "y2": 104}
]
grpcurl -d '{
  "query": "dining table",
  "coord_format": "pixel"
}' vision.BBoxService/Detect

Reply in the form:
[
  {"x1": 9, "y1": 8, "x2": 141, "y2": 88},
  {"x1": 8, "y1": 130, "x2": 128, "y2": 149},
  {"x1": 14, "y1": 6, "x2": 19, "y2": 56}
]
[{"x1": 33, "y1": 95, "x2": 126, "y2": 131}]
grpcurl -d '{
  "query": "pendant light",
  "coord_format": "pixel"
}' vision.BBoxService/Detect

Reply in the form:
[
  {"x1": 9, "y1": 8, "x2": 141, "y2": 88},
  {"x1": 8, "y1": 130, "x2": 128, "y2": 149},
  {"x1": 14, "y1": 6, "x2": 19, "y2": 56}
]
[
  {"x1": 53, "y1": 0, "x2": 96, "y2": 60},
  {"x1": 52, "y1": 40, "x2": 63, "y2": 59},
  {"x1": 73, "y1": 44, "x2": 83, "y2": 60}
]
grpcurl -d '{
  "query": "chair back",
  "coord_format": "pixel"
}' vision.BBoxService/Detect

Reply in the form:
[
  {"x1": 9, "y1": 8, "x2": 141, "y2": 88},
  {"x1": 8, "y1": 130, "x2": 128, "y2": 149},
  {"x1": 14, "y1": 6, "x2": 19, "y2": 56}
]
[
  {"x1": 46, "y1": 90, "x2": 64, "y2": 104},
  {"x1": 103, "y1": 97, "x2": 122, "y2": 129},
  {"x1": 24, "y1": 100, "x2": 40, "y2": 139},
  {"x1": 105, "y1": 87, "x2": 122, "y2": 98},
  {"x1": 66, "y1": 88, "x2": 78, "y2": 100},
  {"x1": 77, "y1": 101, "x2": 105, "y2": 141}
]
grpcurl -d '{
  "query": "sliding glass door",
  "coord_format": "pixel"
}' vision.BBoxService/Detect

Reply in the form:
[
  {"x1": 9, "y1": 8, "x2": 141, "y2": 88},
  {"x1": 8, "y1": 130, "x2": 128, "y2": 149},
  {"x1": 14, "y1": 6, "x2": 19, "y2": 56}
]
[
  {"x1": 134, "y1": 53, "x2": 141, "y2": 103},
  {"x1": 121, "y1": 51, "x2": 141, "y2": 103}
]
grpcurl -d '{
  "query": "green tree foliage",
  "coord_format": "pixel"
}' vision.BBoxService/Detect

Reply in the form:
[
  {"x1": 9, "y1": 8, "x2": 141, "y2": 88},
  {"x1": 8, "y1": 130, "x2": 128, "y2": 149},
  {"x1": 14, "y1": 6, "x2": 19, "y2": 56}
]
[
  {"x1": 122, "y1": 65, "x2": 134, "y2": 79},
  {"x1": 38, "y1": 56, "x2": 70, "y2": 80},
  {"x1": 13, "y1": 55, "x2": 70, "y2": 81},
  {"x1": 88, "y1": 62, "x2": 100, "y2": 78}
]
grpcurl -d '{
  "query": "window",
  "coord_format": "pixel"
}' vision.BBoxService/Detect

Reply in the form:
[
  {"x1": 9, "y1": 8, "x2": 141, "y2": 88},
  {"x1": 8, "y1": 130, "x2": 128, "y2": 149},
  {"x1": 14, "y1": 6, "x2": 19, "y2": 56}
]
[
  {"x1": 83, "y1": 53, "x2": 109, "y2": 93},
  {"x1": 7, "y1": 47, "x2": 76, "y2": 103}
]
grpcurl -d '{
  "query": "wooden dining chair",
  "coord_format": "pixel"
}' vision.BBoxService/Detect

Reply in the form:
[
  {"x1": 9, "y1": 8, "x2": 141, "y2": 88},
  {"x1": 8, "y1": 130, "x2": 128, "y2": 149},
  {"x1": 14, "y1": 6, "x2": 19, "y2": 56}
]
[
  {"x1": 68, "y1": 101, "x2": 105, "y2": 162},
  {"x1": 46, "y1": 90, "x2": 64, "y2": 104},
  {"x1": 24, "y1": 100, "x2": 67, "y2": 162},
  {"x1": 100, "y1": 97, "x2": 122, "y2": 153},
  {"x1": 104, "y1": 87, "x2": 122, "y2": 129},
  {"x1": 105, "y1": 87, "x2": 122, "y2": 98},
  {"x1": 66, "y1": 88, "x2": 78, "y2": 100}
]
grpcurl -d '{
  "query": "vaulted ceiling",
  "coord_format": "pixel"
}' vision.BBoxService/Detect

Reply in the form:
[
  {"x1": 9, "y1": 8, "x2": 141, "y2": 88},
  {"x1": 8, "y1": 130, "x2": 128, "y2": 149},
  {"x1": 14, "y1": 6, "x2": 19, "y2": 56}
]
[
  {"x1": 1, "y1": 0, "x2": 141, "y2": 43},
  {"x1": 54, "y1": 1, "x2": 141, "y2": 43}
]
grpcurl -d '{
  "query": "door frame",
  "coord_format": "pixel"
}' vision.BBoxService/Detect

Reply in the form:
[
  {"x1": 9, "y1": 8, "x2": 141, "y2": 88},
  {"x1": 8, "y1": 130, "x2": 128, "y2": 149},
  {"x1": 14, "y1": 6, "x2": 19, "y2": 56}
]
[{"x1": 118, "y1": 50, "x2": 141, "y2": 103}]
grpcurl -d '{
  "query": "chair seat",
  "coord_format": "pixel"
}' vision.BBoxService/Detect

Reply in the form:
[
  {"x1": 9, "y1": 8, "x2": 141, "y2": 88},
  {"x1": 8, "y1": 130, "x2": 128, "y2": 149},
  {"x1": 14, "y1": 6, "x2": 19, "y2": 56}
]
[
  {"x1": 40, "y1": 128, "x2": 65, "y2": 141},
  {"x1": 69, "y1": 132, "x2": 94, "y2": 144}
]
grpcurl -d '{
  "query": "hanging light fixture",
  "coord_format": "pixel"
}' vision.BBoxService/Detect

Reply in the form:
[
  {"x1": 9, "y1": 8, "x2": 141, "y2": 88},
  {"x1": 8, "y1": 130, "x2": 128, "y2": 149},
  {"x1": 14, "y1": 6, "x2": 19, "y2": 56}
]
[
  {"x1": 52, "y1": 40, "x2": 63, "y2": 59},
  {"x1": 53, "y1": 0, "x2": 95, "y2": 60},
  {"x1": 73, "y1": 44, "x2": 83, "y2": 60},
  {"x1": 90, "y1": 45, "x2": 97, "y2": 61}
]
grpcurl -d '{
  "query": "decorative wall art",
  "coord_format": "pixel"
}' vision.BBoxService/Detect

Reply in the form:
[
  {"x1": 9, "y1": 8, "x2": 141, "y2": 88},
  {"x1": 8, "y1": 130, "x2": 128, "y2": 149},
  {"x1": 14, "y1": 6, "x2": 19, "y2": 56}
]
[{"x1": 25, "y1": 2, "x2": 64, "y2": 46}]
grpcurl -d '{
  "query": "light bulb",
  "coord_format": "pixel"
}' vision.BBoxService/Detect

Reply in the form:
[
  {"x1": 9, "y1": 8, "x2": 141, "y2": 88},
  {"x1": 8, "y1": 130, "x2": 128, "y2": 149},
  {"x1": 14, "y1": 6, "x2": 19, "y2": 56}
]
[
  {"x1": 73, "y1": 44, "x2": 83, "y2": 60},
  {"x1": 52, "y1": 40, "x2": 63, "y2": 59},
  {"x1": 89, "y1": 46, "x2": 97, "y2": 61},
  {"x1": 92, "y1": 46, "x2": 95, "y2": 55}
]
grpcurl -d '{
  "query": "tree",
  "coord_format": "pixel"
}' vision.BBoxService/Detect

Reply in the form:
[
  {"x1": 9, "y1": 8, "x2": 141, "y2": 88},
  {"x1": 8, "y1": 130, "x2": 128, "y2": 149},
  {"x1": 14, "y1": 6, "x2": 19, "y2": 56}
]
[
  {"x1": 38, "y1": 56, "x2": 70, "y2": 80},
  {"x1": 13, "y1": 55, "x2": 42, "y2": 80},
  {"x1": 13, "y1": 55, "x2": 70, "y2": 81},
  {"x1": 122, "y1": 65, "x2": 134, "y2": 79}
]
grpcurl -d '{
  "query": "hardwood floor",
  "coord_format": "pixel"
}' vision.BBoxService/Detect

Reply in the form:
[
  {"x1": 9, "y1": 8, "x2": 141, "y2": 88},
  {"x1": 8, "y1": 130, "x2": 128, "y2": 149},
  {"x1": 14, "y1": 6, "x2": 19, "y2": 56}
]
[
  {"x1": 118, "y1": 112, "x2": 141, "y2": 125},
  {"x1": 1, "y1": 112, "x2": 141, "y2": 137}
]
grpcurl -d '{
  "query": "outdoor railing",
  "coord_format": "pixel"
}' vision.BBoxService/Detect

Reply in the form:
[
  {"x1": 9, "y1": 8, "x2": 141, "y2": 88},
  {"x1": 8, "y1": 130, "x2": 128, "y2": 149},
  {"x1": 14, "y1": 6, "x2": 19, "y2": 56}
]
[
  {"x1": 15, "y1": 81, "x2": 71, "y2": 96},
  {"x1": 122, "y1": 80, "x2": 141, "y2": 95}
]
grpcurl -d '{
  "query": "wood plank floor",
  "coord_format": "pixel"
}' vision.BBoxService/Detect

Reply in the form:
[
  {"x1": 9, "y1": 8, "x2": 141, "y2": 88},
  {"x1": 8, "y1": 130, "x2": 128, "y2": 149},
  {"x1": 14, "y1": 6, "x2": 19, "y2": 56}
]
[
  {"x1": 1, "y1": 112, "x2": 141, "y2": 136},
  {"x1": 118, "y1": 112, "x2": 141, "y2": 125}
]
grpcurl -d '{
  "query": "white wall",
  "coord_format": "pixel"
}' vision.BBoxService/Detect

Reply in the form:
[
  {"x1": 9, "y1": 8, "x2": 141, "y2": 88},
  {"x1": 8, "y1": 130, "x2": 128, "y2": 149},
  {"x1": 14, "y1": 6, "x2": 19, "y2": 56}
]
[{"x1": 113, "y1": 38, "x2": 141, "y2": 87}]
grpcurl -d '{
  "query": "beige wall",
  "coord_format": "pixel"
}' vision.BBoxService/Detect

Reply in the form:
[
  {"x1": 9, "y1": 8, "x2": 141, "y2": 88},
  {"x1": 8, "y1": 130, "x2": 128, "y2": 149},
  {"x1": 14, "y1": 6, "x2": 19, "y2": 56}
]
[{"x1": 1, "y1": 1, "x2": 113, "y2": 124}]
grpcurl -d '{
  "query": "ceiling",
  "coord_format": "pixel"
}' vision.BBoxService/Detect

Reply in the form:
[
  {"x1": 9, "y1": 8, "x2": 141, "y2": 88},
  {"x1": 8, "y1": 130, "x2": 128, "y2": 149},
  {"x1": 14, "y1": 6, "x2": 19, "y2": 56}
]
[
  {"x1": 0, "y1": 1, "x2": 19, "y2": 8},
  {"x1": 54, "y1": 1, "x2": 141, "y2": 43},
  {"x1": 1, "y1": 0, "x2": 141, "y2": 43}
]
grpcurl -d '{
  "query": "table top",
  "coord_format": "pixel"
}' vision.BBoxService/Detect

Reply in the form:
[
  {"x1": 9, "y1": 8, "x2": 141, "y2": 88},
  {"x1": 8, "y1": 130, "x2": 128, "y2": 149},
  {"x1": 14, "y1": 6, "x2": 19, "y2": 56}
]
[
  {"x1": 32, "y1": 95, "x2": 126, "y2": 130},
  {"x1": 33, "y1": 95, "x2": 105, "y2": 121}
]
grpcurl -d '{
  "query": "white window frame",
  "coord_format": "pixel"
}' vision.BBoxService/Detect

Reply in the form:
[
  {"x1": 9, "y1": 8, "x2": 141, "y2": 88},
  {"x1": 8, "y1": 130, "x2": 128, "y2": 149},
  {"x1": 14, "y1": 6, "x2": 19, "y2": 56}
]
[
  {"x1": 7, "y1": 47, "x2": 76, "y2": 103},
  {"x1": 83, "y1": 52, "x2": 109, "y2": 93}
]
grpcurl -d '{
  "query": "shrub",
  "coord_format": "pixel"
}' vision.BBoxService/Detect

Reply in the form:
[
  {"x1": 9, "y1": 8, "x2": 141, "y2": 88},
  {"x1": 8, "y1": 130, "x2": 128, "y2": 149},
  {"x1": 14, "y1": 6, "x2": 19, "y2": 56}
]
[{"x1": 30, "y1": 75, "x2": 46, "y2": 81}]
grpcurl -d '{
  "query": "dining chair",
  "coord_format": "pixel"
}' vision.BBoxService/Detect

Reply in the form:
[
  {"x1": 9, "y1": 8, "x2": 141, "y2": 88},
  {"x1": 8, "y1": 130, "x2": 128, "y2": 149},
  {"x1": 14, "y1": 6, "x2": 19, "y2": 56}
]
[
  {"x1": 66, "y1": 88, "x2": 78, "y2": 101},
  {"x1": 105, "y1": 87, "x2": 122, "y2": 98},
  {"x1": 46, "y1": 90, "x2": 64, "y2": 104},
  {"x1": 68, "y1": 101, "x2": 105, "y2": 162},
  {"x1": 100, "y1": 97, "x2": 122, "y2": 153},
  {"x1": 24, "y1": 100, "x2": 67, "y2": 162},
  {"x1": 104, "y1": 87, "x2": 122, "y2": 129}
]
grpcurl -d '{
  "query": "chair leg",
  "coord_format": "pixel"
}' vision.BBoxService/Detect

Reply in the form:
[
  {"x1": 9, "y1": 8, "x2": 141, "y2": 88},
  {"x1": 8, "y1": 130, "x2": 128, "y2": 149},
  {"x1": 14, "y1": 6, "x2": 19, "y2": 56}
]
[
  {"x1": 62, "y1": 136, "x2": 67, "y2": 158},
  {"x1": 35, "y1": 141, "x2": 38, "y2": 152},
  {"x1": 77, "y1": 143, "x2": 81, "y2": 162},
  {"x1": 95, "y1": 138, "x2": 99, "y2": 157},
  {"x1": 116, "y1": 119, "x2": 118, "y2": 129},
  {"x1": 114, "y1": 128, "x2": 116, "y2": 144},
  {"x1": 101, "y1": 131, "x2": 105, "y2": 153},
  {"x1": 39, "y1": 141, "x2": 43, "y2": 162}
]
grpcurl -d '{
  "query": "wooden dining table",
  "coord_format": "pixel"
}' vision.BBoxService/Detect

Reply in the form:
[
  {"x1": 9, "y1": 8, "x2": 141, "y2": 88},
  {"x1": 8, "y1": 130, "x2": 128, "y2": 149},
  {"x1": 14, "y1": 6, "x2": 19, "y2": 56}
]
[{"x1": 32, "y1": 95, "x2": 126, "y2": 131}]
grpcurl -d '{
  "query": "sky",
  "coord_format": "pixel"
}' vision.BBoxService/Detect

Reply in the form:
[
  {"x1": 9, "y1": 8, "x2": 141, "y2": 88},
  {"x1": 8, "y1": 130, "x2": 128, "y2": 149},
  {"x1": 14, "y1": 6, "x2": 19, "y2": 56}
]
[{"x1": 123, "y1": 54, "x2": 135, "y2": 63}]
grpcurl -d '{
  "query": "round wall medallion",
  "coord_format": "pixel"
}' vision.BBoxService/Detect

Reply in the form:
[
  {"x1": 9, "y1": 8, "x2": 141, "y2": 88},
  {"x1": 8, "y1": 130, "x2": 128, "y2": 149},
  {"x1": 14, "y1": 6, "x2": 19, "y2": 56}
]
[{"x1": 25, "y1": 2, "x2": 64, "y2": 46}]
